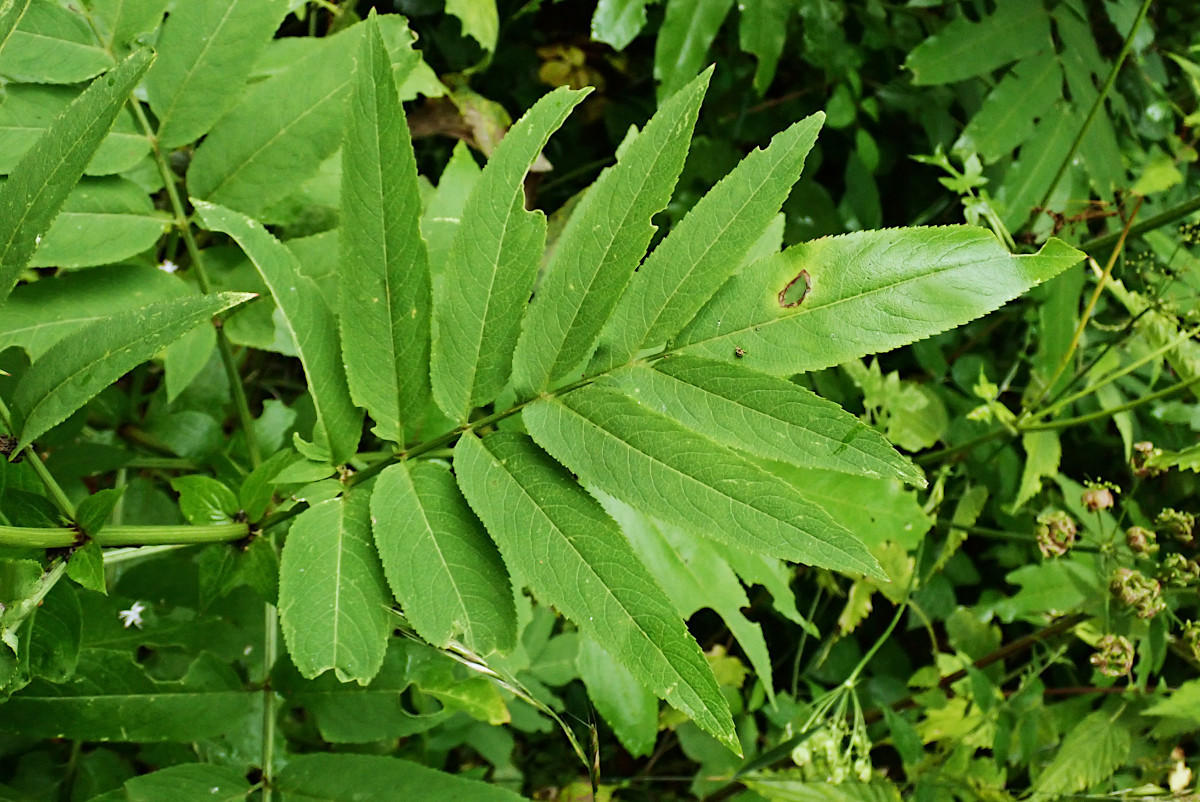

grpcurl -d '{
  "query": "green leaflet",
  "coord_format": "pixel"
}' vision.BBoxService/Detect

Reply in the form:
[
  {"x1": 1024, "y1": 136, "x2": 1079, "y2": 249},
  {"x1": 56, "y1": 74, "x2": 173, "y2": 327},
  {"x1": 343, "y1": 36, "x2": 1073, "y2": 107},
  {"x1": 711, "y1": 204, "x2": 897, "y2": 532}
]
[
  {"x1": 0, "y1": 84, "x2": 149, "y2": 175},
  {"x1": 24, "y1": 583, "x2": 81, "y2": 684},
  {"x1": 0, "y1": 265, "x2": 188, "y2": 359},
  {"x1": 654, "y1": 0, "x2": 731, "y2": 99},
  {"x1": 430, "y1": 86, "x2": 589, "y2": 422},
  {"x1": 605, "y1": 355, "x2": 923, "y2": 486},
  {"x1": 590, "y1": 113, "x2": 822, "y2": 374},
  {"x1": 1000, "y1": 104, "x2": 1081, "y2": 230},
  {"x1": 591, "y1": 0, "x2": 650, "y2": 50},
  {"x1": 597, "y1": 491, "x2": 776, "y2": 702},
  {"x1": 278, "y1": 492, "x2": 391, "y2": 685},
  {"x1": 523, "y1": 384, "x2": 883, "y2": 578},
  {"x1": 904, "y1": 0, "x2": 1051, "y2": 86},
  {"x1": 0, "y1": 0, "x2": 32, "y2": 57},
  {"x1": 513, "y1": 70, "x2": 709, "y2": 397},
  {"x1": 738, "y1": 0, "x2": 792, "y2": 94},
  {"x1": 30, "y1": 177, "x2": 169, "y2": 268},
  {"x1": 9, "y1": 292, "x2": 254, "y2": 451},
  {"x1": 143, "y1": 0, "x2": 289, "y2": 148},
  {"x1": 576, "y1": 635, "x2": 658, "y2": 758},
  {"x1": 84, "y1": 0, "x2": 168, "y2": 51},
  {"x1": 195, "y1": 201, "x2": 363, "y2": 465},
  {"x1": 420, "y1": 141, "x2": 479, "y2": 277},
  {"x1": 1033, "y1": 711, "x2": 1131, "y2": 795},
  {"x1": 120, "y1": 765, "x2": 250, "y2": 802},
  {"x1": 0, "y1": 0, "x2": 113, "y2": 84},
  {"x1": 454, "y1": 431, "x2": 738, "y2": 752},
  {"x1": 0, "y1": 650, "x2": 251, "y2": 741},
  {"x1": 339, "y1": 13, "x2": 431, "y2": 444},
  {"x1": 674, "y1": 228, "x2": 1082, "y2": 376},
  {"x1": 0, "y1": 48, "x2": 152, "y2": 307},
  {"x1": 187, "y1": 15, "x2": 429, "y2": 218},
  {"x1": 276, "y1": 753, "x2": 526, "y2": 801},
  {"x1": 372, "y1": 461, "x2": 515, "y2": 654},
  {"x1": 958, "y1": 51, "x2": 1062, "y2": 162},
  {"x1": 445, "y1": 0, "x2": 498, "y2": 52}
]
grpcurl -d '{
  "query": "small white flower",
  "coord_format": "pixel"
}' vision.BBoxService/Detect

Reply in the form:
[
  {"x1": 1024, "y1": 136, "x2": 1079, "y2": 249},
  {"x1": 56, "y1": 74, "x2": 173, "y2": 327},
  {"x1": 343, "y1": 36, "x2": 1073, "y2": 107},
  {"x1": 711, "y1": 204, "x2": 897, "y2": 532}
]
[
  {"x1": 157, "y1": 260, "x2": 179, "y2": 274},
  {"x1": 118, "y1": 601, "x2": 146, "y2": 629}
]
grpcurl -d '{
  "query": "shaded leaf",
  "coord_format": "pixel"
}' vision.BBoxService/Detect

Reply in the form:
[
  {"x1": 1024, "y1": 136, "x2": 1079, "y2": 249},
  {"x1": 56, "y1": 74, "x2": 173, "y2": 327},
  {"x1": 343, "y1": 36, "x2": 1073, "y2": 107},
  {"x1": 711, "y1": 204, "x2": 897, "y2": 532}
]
[
  {"x1": 1033, "y1": 710, "x2": 1131, "y2": 795},
  {"x1": 576, "y1": 635, "x2": 658, "y2": 758},
  {"x1": 276, "y1": 753, "x2": 525, "y2": 801},
  {"x1": 904, "y1": 0, "x2": 1051, "y2": 85},
  {"x1": 524, "y1": 385, "x2": 882, "y2": 577},
  {"x1": 445, "y1": 0, "x2": 497, "y2": 52},
  {"x1": 654, "y1": 0, "x2": 732, "y2": 99},
  {"x1": 454, "y1": 431, "x2": 738, "y2": 752},
  {"x1": 738, "y1": 0, "x2": 792, "y2": 93},
  {"x1": 122, "y1": 764, "x2": 250, "y2": 802},
  {"x1": 592, "y1": 0, "x2": 650, "y2": 50},
  {"x1": 958, "y1": 51, "x2": 1062, "y2": 161}
]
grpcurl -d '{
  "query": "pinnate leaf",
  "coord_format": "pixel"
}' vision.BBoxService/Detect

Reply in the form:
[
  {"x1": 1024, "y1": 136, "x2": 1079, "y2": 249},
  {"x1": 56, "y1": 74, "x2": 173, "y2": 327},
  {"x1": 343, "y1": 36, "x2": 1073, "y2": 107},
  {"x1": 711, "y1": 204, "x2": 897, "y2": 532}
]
[
  {"x1": 524, "y1": 384, "x2": 883, "y2": 578},
  {"x1": 340, "y1": 12, "x2": 431, "y2": 444},
  {"x1": 674, "y1": 228, "x2": 1082, "y2": 376},
  {"x1": 0, "y1": 48, "x2": 153, "y2": 306},
  {"x1": 195, "y1": 200, "x2": 363, "y2": 464},
  {"x1": 430, "y1": 86, "x2": 589, "y2": 421},
  {"x1": 454, "y1": 431, "x2": 738, "y2": 752},
  {"x1": 590, "y1": 111, "x2": 822, "y2": 373},
  {"x1": 10, "y1": 292, "x2": 254, "y2": 451},
  {"x1": 279, "y1": 491, "x2": 391, "y2": 685},
  {"x1": 606, "y1": 355, "x2": 923, "y2": 486},
  {"x1": 372, "y1": 461, "x2": 515, "y2": 654},
  {"x1": 513, "y1": 69, "x2": 709, "y2": 396}
]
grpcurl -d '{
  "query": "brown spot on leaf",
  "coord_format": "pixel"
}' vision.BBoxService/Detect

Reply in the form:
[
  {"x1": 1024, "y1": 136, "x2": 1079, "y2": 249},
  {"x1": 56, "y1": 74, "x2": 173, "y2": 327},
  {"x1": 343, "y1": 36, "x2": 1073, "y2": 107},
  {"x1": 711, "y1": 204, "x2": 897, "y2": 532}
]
[{"x1": 778, "y1": 269, "x2": 812, "y2": 308}]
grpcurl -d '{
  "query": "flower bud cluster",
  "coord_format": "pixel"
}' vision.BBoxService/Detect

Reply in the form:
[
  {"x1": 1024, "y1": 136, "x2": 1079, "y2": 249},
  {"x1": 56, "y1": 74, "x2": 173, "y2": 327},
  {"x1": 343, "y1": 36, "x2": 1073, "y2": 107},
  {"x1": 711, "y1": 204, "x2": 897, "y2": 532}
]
[
  {"x1": 1089, "y1": 634, "x2": 1135, "y2": 677},
  {"x1": 1110, "y1": 567, "x2": 1166, "y2": 619},
  {"x1": 1157, "y1": 509, "x2": 1195, "y2": 545},
  {"x1": 790, "y1": 721, "x2": 873, "y2": 784},
  {"x1": 1035, "y1": 510, "x2": 1077, "y2": 558},
  {"x1": 1131, "y1": 441, "x2": 1164, "y2": 478},
  {"x1": 1159, "y1": 553, "x2": 1200, "y2": 587},
  {"x1": 1126, "y1": 526, "x2": 1159, "y2": 556}
]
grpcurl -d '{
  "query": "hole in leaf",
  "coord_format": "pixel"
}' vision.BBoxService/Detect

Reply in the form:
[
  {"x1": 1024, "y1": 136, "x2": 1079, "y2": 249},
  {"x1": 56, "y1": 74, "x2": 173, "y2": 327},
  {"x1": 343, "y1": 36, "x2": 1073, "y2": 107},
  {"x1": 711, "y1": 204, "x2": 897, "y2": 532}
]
[{"x1": 778, "y1": 270, "x2": 812, "y2": 308}]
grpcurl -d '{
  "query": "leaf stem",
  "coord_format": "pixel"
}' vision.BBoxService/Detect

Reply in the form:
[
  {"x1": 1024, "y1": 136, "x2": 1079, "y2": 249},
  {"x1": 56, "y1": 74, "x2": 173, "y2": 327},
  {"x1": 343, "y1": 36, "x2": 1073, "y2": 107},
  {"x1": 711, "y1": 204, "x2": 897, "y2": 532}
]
[
  {"x1": 1021, "y1": 372, "x2": 1200, "y2": 432},
  {"x1": 1030, "y1": 0, "x2": 1153, "y2": 220},
  {"x1": 1082, "y1": 193, "x2": 1200, "y2": 255},
  {"x1": 0, "y1": 396, "x2": 76, "y2": 519}
]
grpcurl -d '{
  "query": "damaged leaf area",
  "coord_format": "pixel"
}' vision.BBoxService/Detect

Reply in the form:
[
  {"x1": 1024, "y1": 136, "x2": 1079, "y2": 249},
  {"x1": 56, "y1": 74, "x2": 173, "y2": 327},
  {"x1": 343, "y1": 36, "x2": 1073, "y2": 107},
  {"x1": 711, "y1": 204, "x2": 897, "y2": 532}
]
[{"x1": 672, "y1": 227, "x2": 1082, "y2": 376}]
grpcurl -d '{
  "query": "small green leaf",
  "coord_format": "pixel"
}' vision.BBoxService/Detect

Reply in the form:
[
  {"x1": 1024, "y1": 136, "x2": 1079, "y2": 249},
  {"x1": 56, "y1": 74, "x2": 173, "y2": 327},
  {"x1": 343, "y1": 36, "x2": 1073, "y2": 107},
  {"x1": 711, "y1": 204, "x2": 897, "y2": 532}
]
[
  {"x1": 75, "y1": 487, "x2": 125, "y2": 535},
  {"x1": 278, "y1": 491, "x2": 391, "y2": 685},
  {"x1": 372, "y1": 461, "x2": 515, "y2": 654},
  {"x1": 65, "y1": 537, "x2": 104, "y2": 595},
  {"x1": 0, "y1": 0, "x2": 113, "y2": 84},
  {"x1": 30, "y1": 177, "x2": 169, "y2": 268},
  {"x1": 194, "y1": 201, "x2": 362, "y2": 464},
  {"x1": 904, "y1": 0, "x2": 1051, "y2": 86},
  {"x1": 121, "y1": 764, "x2": 250, "y2": 802},
  {"x1": 339, "y1": 12, "x2": 431, "y2": 444},
  {"x1": 513, "y1": 69, "x2": 709, "y2": 396},
  {"x1": 276, "y1": 754, "x2": 526, "y2": 802},
  {"x1": 0, "y1": 48, "x2": 153, "y2": 306},
  {"x1": 674, "y1": 229, "x2": 1082, "y2": 376},
  {"x1": 85, "y1": 0, "x2": 168, "y2": 50},
  {"x1": 445, "y1": 0, "x2": 497, "y2": 52},
  {"x1": 454, "y1": 431, "x2": 738, "y2": 753},
  {"x1": 606, "y1": 355, "x2": 923, "y2": 486},
  {"x1": 1033, "y1": 710, "x2": 1131, "y2": 795},
  {"x1": 430, "y1": 86, "x2": 589, "y2": 421},
  {"x1": 1000, "y1": 104, "x2": 1081, "y2": 229},
  {"x1": 590, "y1": 112, "x2": 821, "y2": 373},
  {"x1": 654, "y1": 0, "x2": 732, "y2": 99},
  {"x1": 170, "y1": 475, "x2": 239, "y2": 526},
  {"x1": 958, "y1": 51, "x2": 1062, "y2": 161},
  {"x1": 143, "y1": 0, "x2": 289, "y2": 148},
  {"x1": 591, "y1": 0, "x2": 649, "y2": 50},
  {"x1": 738, "y1": 0, "x2": 791, "y2": 93},
  {"x1": 1011, "y1": 430, "x2": 1061, "y2": 511},
  {"x1": 10, "y1": 292, "x2": 254, "y2": 451},
  {"x1": 523, "y1": 385, "x2": 883, "y2": 578},
  {"x1": 576, "y1": 635, "x2": 658, "y2": 757}
]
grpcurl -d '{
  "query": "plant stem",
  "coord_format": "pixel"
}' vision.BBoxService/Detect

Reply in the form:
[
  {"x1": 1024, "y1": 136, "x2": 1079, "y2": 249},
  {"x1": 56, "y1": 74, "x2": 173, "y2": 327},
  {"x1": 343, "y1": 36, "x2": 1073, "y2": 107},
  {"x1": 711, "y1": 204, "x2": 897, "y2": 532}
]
[
  {"x1": 1030, "y1": 0, "x2": 1153, "y2": 220},
  {"x1": 1083, "y1": 194, "x2": 1200, "y2": 255},
  {"x1": 129, "y1": 102, "x2": 262, "y2": 469},
  {"x1": 260, "y1": 597, "x2": 279, "y2": 802},
  {"x1": 92, "y1": 523, "x2": 248, "y2": 546},
  {"x1": 0, "y1": 397, "x2": 76, "y2": 519},
  {"x1": 1021, "y1": 372, "x2": 1200, "y2": 432}
]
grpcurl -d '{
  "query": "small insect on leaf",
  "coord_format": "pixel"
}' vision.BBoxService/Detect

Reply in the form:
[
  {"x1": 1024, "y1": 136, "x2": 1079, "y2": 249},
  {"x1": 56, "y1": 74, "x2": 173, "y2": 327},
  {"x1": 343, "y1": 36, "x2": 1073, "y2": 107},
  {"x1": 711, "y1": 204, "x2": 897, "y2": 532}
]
[
  {"x1": 734, "y1": 347, "x2": 746, "y2": 358},
  {"x1": 778, "y1": 269, "x2": 812, "y2": 308}
]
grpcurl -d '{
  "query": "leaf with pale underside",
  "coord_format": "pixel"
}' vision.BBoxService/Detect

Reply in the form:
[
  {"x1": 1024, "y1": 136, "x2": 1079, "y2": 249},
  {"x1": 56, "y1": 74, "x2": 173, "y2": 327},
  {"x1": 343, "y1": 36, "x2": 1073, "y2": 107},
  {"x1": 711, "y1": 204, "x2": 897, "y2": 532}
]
[
  {"x1": 0, "y1": 48, "x2": 153, "y2": 307},
  {"x1": 605, "y1": 355, "x2": 924, "y2": 486},
  {"x1": 430, "y1": 86, "x2": 589, "y2": 422},
  {"x1": 523, "y1": 384, "x2": 883, "y2": 578},
  {"x1": 372, "y1": 461, "x2": 515, "y2": 654},
  {"x1": 10, "y1": 292, "x2": 254, "y2": 451},
  {"x1": 195, "y1": 200, "x2": 363, "y2": 465},
  {"x1": 512, "y1": 69, "x2": 709, "y2": 397},
  {"x1": 279, "y1": 491, "x2": 391, "y2": 685},
  {"x1": 590, "y1": 112, "x2": 823, "y2": 374},
  {"x1": 673, "y1": 228, "x2": 1082, "y2": 376},
  {"x1": 339, "y1": 13, "x2": 431, "y2": 444},
  {"x1": 453, "y1": 431, "x2": 738, "y2": 753}
]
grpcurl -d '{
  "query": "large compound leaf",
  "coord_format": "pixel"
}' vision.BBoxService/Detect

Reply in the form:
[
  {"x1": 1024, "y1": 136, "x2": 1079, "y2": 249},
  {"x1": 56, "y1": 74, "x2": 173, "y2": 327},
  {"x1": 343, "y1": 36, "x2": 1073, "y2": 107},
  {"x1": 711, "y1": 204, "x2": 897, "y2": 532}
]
[
  {"x1": 655, "y1": 0, "x2": 732, "y2": 99},
  {"x1": 195, "y1": 201, "x2": 363, "y2": 464},
  {"x1": 279, "y1": 492, "x2": 391, "y2": 685},
  {"x1": 606, "y1": 355, "x2": 923, "y2": 486},
  {"x1": 277, "y1": 754, "x2": 525, "y2": 802},
  {"x1": 513, "y1": 70, "x2": 709, "y2": 396},
  {"x1": 904, "y1": 0, "x2": 1051, "y2": 86},
  {"x1": 524, "y1": 384, "x2": 881, "y2": 577},
  {"x1": 674, "y1": 228, "x2": 1082, "y2": 376},
  {"x1": 0, "y1": 48, "x2": 152, "y2": 306},
  {"x1": 454, "y1": 431, "x2": 738, "y2": 752},
  {"x1": 0, "y1": 0, "x2": 113, "y2": 84},
  {"x1": 372, "y1": 461, "x2": 515, "y2": 654},
  {"x1": 10, "y1": 292, "x2": 254, "y2": 451},
  {"x1": 143, "y1": 0, "x2": 289, "y2": 148},
  {"x1": 590, "y1": 112, "x2": 822, "y2": 374},
  {"x1": 0, "y1": 650, "x2": 250, "y2": 741},
  {"x1": 430, "y1": 86, "x2": 589, "y2": 422},
  {"x1": 339, "y1": 13, "x2": 431, "y2": 444},
  {"x1": 31, "y1": 177, "x2": 169, "y2": 268}
]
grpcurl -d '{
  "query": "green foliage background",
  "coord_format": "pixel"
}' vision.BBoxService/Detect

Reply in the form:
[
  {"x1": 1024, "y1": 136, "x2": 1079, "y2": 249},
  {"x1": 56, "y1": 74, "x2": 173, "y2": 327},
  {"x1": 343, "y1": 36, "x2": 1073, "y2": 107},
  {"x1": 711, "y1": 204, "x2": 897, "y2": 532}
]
[{"x1": 1, "y1": 0, "x2": 1199, "y2": 800}]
